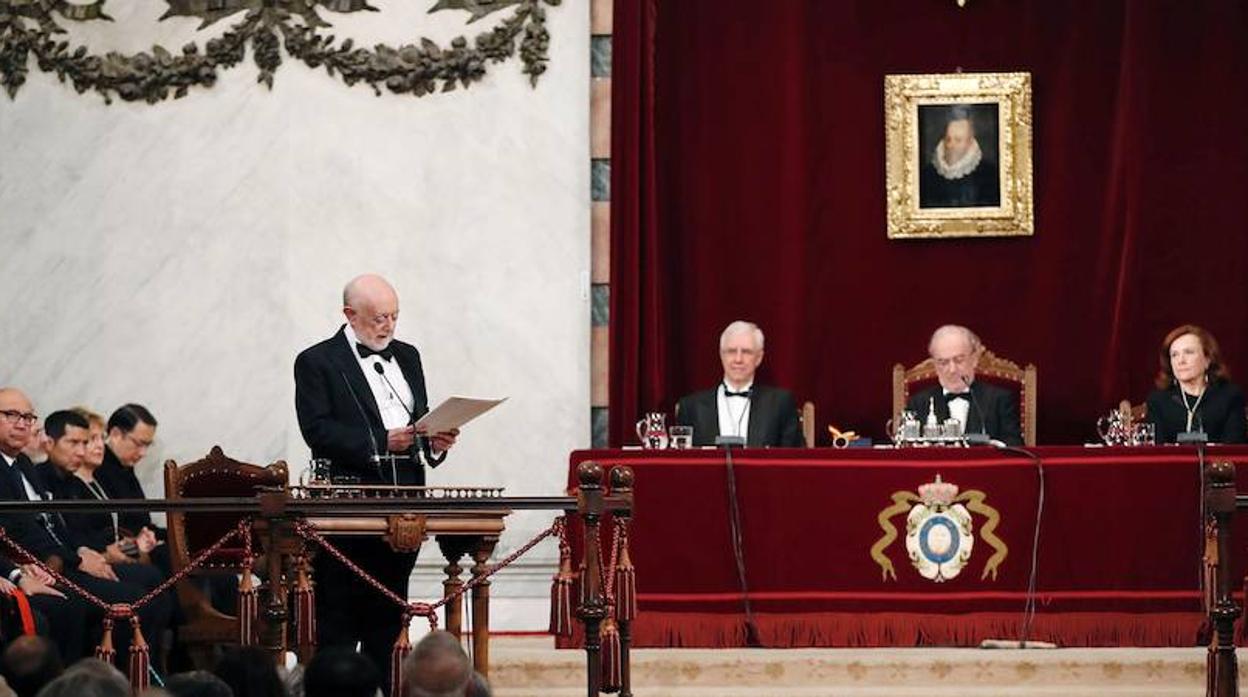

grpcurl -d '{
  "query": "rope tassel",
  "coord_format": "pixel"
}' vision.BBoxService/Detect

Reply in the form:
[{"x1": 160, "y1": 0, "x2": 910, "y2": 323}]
[
  {"x1": 294, "y1": 557, "x2": 317, "y2": 654},
  {"x1": 128, "y1": 615, "x2": 151, "y2": 693},
  {"x1": 238, "y1": 564, "x2": 258, "y2": 647},
  {"x1": 391, "y1": 612, "x2": 413, "y2": 697},
  {"x1": 600, "y1": 618, "x2": 622, "y2": 693},
  {"x1": 94, "y1": 617, "x2": 115, "y2": 664},
  {"x1": 549, "y1": 544, "x2": 575, "y2": 637},
  {"x1": 613, "y1": 541, "x2": 637, "y2": 622}
]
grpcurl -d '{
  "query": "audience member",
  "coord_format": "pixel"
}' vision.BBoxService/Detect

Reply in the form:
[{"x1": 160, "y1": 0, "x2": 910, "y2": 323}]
[
  {"x1": 96, "y1": 404, "x2": 162, "y2": 541},
  {"x1": 0, "y1": 389, "x2": 174, "y2": 669},
  {"x1": 303, "y1": 648, "x2": 379, "y2": 697},
  {"x1": 33, "y1": 412, "x2": 89, "y2": 501},
  {"x1": 212, "y1": 647, "x2": 287, "y2": 697},
  {"x1": 164, "y1": 670, "x2": 235, "y2": 697},
  {"x1": 402, "y1": 631, "x2": 471, "y2": 697},
  {"x1": 31, "y1": 658, "x2": 127, "y2": 697},
  {"x1": 1, "y1": 636, "x2": 62, "y2": 697}
]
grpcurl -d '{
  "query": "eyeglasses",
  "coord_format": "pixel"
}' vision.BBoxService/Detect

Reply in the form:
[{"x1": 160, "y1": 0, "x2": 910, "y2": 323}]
[
  {"x1": 348, "y1": 307, "x2": 398, "y2": 328},
  {"x1": 0, "y1": 410, "x2": 39, "y2": 426},
  {"x1": 123, "y1": 432, "x2": 154, "y2": 449},
  {"x1": 368, "y1": 312, "x2": 398, "y2": 328},
  {"x1": 933, "y1": 354, "x2": 972, "y2": 369}
]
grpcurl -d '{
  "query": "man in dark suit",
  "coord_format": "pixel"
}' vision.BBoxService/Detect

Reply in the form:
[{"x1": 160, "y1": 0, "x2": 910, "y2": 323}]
[
  {"x1": 905, "y1": 325, "x2": 1022, "y2": 446},
  {"x1": 294, "y1": 274, "x2": 458, "y2": 695},
  {"x1": 0, "y1": 388, "x2": 171, "y2": 666},
  {"x1": 675, "y1": 321, "x2": 803, "y2": 448},
  {"x1": 96, "y1": 404, "x2": 160, "y2": 541}
]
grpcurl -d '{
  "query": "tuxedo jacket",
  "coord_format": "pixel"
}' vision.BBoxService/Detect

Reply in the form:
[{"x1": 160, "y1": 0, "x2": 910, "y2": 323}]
[
  {"x1": 906, "y1": 380, "x2": 1023, "y2": 446},
  {"x1": 294, "y1": 325, "x2": 442, "y2": 485},
  {"x1": 0, "y1": 453, "x2": 84, "y2": 570},
  {"x1": 1146, "y1": 379, "x2": 1247, "y2": 445},
  {"x1": 675, "y1": 384, "x2": 804, "y2": 448}
]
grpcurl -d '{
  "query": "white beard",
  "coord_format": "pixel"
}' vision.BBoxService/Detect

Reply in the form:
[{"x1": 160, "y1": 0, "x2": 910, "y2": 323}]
[{"x1": 932, "y1": 139, "x2": 984, "y2": 180}]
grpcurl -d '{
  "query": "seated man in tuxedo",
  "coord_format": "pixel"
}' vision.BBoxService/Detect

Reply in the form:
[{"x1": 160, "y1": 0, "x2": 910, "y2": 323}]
[
  {"x1": 675, "y1": 321, "x2": 803, "y2": 448},
  {"x1": 0, "y1": 388, "x2": 172, "y2": 667},
  {"x1": 905, "y1": 325, "x2": 1023, "y2": 446}
]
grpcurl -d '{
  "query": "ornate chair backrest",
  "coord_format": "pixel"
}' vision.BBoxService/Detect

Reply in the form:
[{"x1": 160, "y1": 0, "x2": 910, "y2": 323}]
[
  {"x1": 164, "y1": 446, "x2": 288, "y2": 573},
  {"x1": 891, "y1": 349, "x2": 1038, "y2": 446},
  {"x1": 800, "y1": 401, "x2": 815, "y2": 448}
]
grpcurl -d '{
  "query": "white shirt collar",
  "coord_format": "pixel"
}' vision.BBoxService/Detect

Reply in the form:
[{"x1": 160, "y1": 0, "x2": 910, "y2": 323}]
[{"x1": 720, "y1": 380, "x2": 754, "y2": 395}]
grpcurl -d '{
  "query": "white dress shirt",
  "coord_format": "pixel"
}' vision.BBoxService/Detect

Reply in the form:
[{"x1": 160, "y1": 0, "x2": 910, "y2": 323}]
[
  {"x1": 717, "y1": 381, "x2": 753, "y2": 439},
  {"x1": 344, "y1": 323, "x2": 415, "y2": 431},
  {"x1": 943, "y1": 388, "x2": 972, "y2": 430}
]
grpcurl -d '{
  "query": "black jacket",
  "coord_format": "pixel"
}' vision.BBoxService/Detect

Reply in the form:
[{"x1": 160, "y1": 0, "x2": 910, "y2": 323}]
[
  {"x1": 294, "y1": 325, "x2": 443, "y2": 485},
  {"x1": 675, "y1": 384, "x2": 804, "y2": 448},
  {"x1": 0, "y1": 453, "x2": 83, "y2": 570},
  {"x1": 906, "y1": 380, "x2": 1023, "y2": 446},
  {"x1": 1146, "y1": 379, "x2": 1246, "y2": 445}
]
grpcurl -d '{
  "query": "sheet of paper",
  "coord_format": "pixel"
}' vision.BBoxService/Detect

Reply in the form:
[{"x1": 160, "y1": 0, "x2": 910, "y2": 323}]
[{"x1": 413, "y1": 396, "x2": 507, "y2": 433}]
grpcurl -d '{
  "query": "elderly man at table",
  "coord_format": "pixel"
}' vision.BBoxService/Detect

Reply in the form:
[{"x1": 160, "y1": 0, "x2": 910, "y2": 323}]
[
  {"x1": 905, "y1": 325, "x2": 1022, "y2": 446},
  {"x1": 675, "y1": 320, "x2": 803, "y2": 448}
]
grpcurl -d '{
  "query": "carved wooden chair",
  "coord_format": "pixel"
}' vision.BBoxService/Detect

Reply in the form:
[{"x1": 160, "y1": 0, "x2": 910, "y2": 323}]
[
  {"x1": 164, "y1": 446, "x2": 288, "y2": 667},
  {"x1": 891, "y1": 349, "x2": 1038, "y2": 446},
  {"x1": 800, "y1": 401, "x2": 815, "y2": 448}
]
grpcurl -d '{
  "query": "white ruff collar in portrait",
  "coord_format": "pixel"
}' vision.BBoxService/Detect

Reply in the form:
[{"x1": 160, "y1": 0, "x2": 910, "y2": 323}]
[{"x1": 932, "y1": 139, "x2": 984, "y2": 180}]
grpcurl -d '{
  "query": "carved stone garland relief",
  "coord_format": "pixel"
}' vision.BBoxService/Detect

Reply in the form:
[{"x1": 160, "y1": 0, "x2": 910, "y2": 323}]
[{"x1": 0, "y1": 0, "x2": 562, "y2": 104}]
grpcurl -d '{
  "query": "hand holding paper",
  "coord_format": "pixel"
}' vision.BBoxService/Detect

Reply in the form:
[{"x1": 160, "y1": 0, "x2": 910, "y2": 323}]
[{"x1": 413, "y1": 397, "x2": 506, "y2": 450}]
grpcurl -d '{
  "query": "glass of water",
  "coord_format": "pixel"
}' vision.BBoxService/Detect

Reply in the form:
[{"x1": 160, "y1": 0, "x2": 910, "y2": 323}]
[
  {"x1": 668, "y1": 425, "x2": 694, "y2": 449},
  {"x1": 1132, "y1": 422, "x2": 1156, "y2": 446}
]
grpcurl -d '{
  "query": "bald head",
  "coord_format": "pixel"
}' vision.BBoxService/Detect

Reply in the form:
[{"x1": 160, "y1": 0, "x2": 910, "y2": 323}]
[
  {"x1": 403, "y1": 630, "x2": 471, "y2": 697},
  {"x1": 342, "y1": 274, "x2": 400, "y2": 351},
  {"x1": 343, "y1": 274, "x2": 398, "y2": 309},
  {"x1": 928, "y1": 325, "x2": 983, "y2": 391},
  {"x1": 0, "y1": 388, "x2": 35, "y2": 457}
]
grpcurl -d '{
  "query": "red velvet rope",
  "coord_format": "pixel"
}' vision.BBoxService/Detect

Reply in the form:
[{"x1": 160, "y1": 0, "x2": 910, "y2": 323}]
[
  {"x1": 292, "y1": 516, "x2": 564, "y2": 623},
  {"x1": 0, "y1": 520, "x2": 247, "y2": 616}
]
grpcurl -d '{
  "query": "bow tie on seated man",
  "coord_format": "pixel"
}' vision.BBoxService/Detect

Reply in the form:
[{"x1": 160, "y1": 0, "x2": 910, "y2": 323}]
[
  {"x1": 673, "y1": 320, "x2": 804, "y2": 448},
  {"x1": 903, "y1": 324, "x2": 1023, "y2": 446}
]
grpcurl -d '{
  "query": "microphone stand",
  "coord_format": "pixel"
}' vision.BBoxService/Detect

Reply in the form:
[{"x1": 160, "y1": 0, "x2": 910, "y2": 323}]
[
  {"x1": 978, "y1": 443, "x2": 1052, "y2": 649},
  {"x1": 1177, "y1": 427, "x2": 1208, "y2": 594},
  {"x1": 715, "y1": 434, "x2": 758, "y2": 646}
]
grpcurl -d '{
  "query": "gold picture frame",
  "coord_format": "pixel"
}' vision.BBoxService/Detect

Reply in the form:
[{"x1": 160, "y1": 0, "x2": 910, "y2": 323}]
[{"x1": 885, "y1": 72, "x2": 1033, "y2": 239}]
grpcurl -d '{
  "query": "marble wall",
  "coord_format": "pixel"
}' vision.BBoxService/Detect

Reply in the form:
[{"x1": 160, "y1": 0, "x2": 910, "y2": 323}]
[{"x1": 0, "y1": 1, "x2": 588, "y2": 629}]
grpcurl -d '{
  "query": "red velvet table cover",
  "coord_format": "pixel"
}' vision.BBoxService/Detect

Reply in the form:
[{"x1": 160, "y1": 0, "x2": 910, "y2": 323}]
[{"x1": 561, "y1": 446, "x2": 1248, "y2": 648}]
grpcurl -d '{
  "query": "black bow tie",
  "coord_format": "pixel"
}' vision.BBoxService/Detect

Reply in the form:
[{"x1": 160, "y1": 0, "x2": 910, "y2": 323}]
[
  {"x1": 945, "y1": 392, "x2": 970, "y2": 403},
  {"x1": 724, "y1": 388, "x2": 752, "y2": 398},
  {"x1": 357, "y1": 343, "x2": 394, "y2": 361}
]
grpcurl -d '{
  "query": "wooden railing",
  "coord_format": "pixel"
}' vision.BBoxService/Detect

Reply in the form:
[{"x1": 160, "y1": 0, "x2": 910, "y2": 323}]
[
  {"x1": 0, "y1": 461, "x2": 633, "y2": 696},
  {"x1": 1204, "y1": 461, "x2": 1241, "y2": 697}
]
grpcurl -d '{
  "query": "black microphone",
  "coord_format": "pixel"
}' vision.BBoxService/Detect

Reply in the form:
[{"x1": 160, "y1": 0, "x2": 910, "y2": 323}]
[
  {"x1": 340, "y1": 371, "x2": 381, "y2": 465},
  {"x1": 373, "y1": 362, "x2": 416, "y2": 424},
  {"x1": 961, "y1": 375, "x2": 992, "y2": 446}
]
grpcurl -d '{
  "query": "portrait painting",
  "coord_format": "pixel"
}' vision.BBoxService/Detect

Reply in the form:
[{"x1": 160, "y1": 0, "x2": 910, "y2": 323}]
[{"x1": 885, "y1": 72, "x2": 1033, "y2": 239}]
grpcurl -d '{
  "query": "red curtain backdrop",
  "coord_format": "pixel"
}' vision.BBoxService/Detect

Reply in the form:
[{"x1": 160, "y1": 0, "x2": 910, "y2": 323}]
[{"x1": 609, "y1": 0, "x2": 1248, "y2": 446}]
